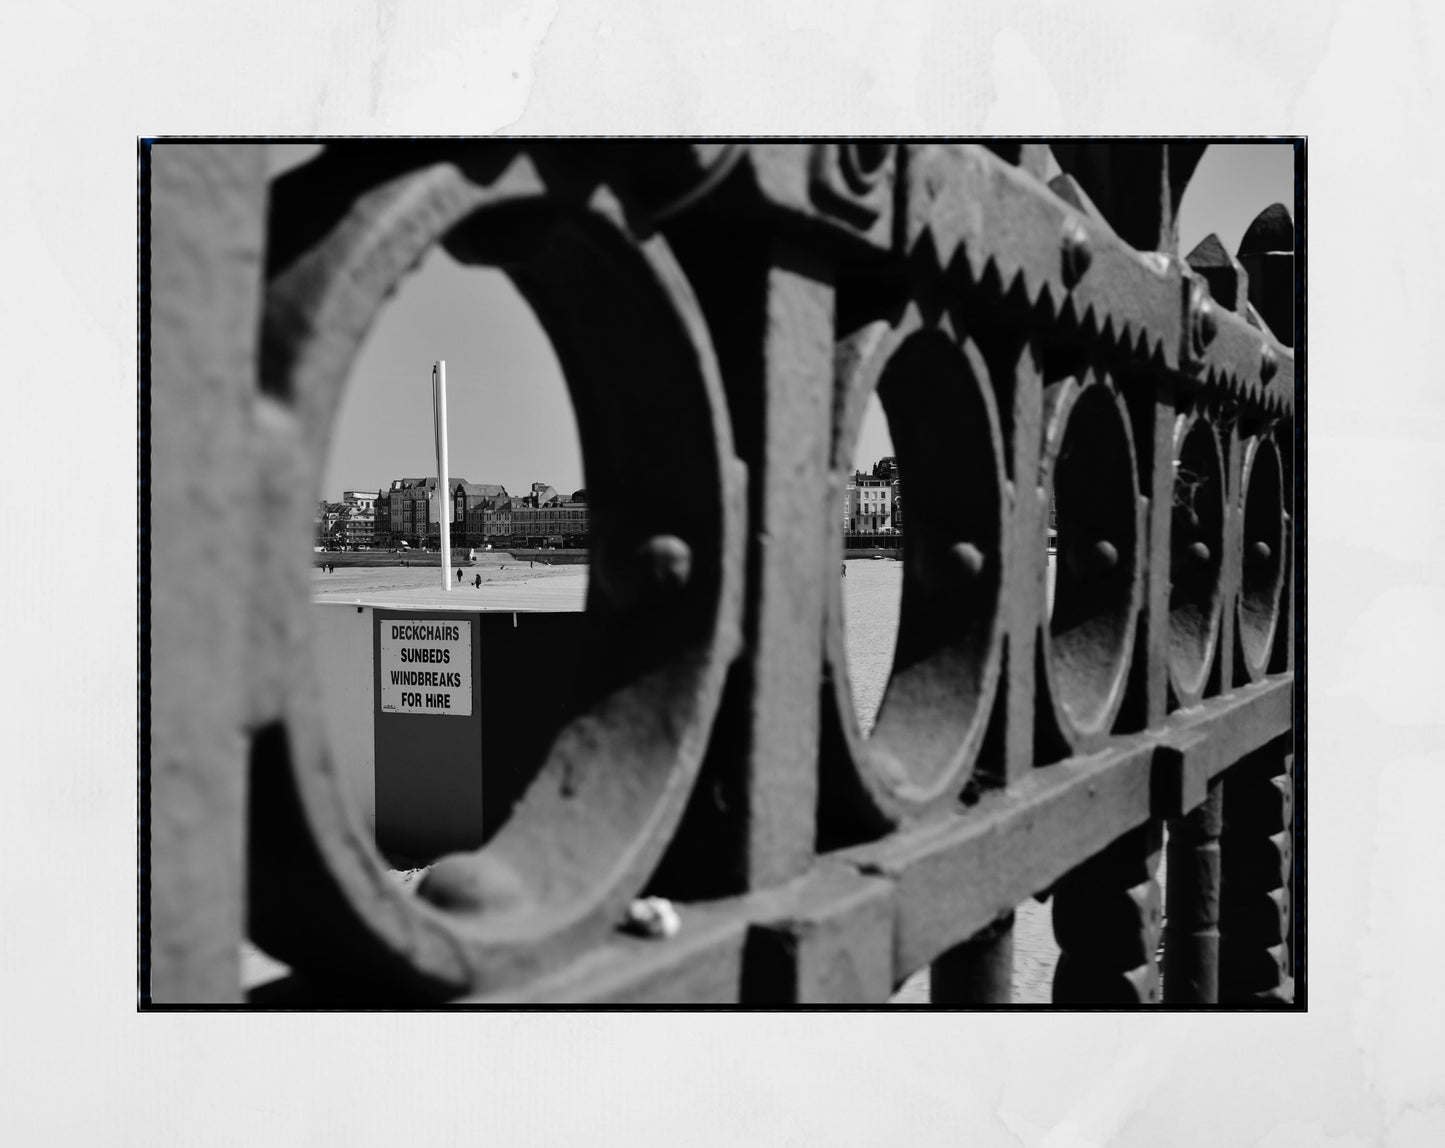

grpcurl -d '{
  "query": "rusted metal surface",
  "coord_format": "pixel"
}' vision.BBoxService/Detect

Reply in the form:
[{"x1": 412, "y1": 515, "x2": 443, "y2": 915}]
[{"x1": 146, "y1": 141, "x2": 1298, "y2": 1005}]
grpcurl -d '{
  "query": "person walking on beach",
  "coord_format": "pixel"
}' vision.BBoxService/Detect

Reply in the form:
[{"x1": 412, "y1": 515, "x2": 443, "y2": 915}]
[
  {"x1": 473, "y1": 574, "x2": 482, "y2": 588},
  {"x1": 841, "y1": 563, "x2": 846, "y2": 578},
  {"x1": 456, "y1": 567, "x2": 463, "y2": 583}
]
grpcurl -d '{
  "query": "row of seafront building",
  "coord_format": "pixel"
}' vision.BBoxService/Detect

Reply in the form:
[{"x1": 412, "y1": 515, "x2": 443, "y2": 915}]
[
  {"x1": 847, "y1": 457, "x2": 901, "y2": 535},
  {"x1": 316, "y1": 479, "x2": 590, "y2": 550},
  {"x1": 317, "y1": 456, "x2": 908, "y2": 551}
]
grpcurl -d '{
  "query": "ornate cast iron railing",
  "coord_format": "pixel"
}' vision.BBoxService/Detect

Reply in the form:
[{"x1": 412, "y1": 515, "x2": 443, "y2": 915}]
[{"x1": 146, "y1": 141, "x2": 1298, "y2": 1005}]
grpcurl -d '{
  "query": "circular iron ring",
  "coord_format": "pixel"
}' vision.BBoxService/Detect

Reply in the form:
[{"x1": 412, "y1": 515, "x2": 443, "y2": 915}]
[
  {"x1": 1038, "y1": 371, "x2": 1144, "y2": 753},
  {"x1": 251, "y1": 151, "x2": 744, "y2": 998},
  {"x1": 1167, "y1": 410, "x2": 1226, "y2": 707},
  {"x1": 1236, "y1": 432, "x2": 1287, "y2": 682},
  {"x1": 821, "y1": 321, "x2": 1006, "y2": 831}
]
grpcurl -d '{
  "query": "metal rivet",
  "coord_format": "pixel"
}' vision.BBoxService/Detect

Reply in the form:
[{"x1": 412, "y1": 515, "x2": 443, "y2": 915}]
[
  {"x1": 919, "y1": 541, "x2": 987, "y2": 592},
  {"x1": 1067, "y1": 538, "x2": 1118, "y2": 579},
  {"x1": 1260, "y1": 344, "x2": 1279, "y2": 383},
  {"x1": 598, "y1": 534, "x2": 692, "y2": 610},
  {"x1": 1061, "y1": 219, "x2": 1092, "y2": 288},
  {"x1": 950, "y1": 541, "x2": 986, "y2": 579},
  {"x1": 640, "y1": 534, "x2": 692, "y2": 592}
]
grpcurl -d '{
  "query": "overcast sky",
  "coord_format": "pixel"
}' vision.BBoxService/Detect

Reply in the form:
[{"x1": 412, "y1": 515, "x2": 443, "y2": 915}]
[{"x1": 276, "y1": 143, "x2": 1295, "y2": 500}]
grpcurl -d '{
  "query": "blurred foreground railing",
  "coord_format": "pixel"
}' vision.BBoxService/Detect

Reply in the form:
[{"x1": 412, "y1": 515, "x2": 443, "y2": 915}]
[{"x1": 147, "y1": 140, "x2": 1298, "y2": 1004}]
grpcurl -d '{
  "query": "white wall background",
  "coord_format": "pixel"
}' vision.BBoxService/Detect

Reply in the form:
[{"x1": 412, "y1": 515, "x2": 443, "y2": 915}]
[{"x1": 2, "y1": 2, "x2": 1441, "y2": 1145}]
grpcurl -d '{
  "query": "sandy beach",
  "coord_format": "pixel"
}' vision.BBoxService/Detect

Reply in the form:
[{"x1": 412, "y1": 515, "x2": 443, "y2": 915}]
[{"x1": 310, "y1": 553, "x2": 589, "y2": 602}]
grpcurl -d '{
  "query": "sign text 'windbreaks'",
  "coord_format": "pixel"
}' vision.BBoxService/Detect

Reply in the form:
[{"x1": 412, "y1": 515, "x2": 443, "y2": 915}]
[{"x1": 379, "y1": 620, "x2": 472, "y2": 715}]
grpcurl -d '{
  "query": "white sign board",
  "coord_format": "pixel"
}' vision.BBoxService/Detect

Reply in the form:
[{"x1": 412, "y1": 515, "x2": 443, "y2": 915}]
[{"x1": 379, "y1": 619, "x2": 472, "y2": 715}]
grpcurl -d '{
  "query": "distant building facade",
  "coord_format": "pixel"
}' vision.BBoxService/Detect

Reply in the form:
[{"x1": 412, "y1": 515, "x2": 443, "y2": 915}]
[
  {"x1": 382, "y1": 478, "x2": 428, "y2": 545},
  {"x1": 337, "y1": 490, "x2": 377, "y2": 548},
  {"x1": 452, "y1": 481, "x2": 508, "y2": 547},
  {"x1": 846, "y1": 469, "x2": 894, "y2": 534},
  {"x1": 376, "y1": 477, "x2": 466, "y2": 546},
  {"x1": 873, "y1": 457, "x2": 902, "y2": 533},
  {"x1": 373, "y1": 487, "x2": 392, "y2": 547},
  {"x1": 510, "y1": 484, "x2": 588, "y2": 547},
  {"x1": 374, "y1": 476, "x2": 591, "y2": 550},
  {"x1": 341, "y1": 506, "x2": 374, "y2": 548},
  {"x1": 479, "y1": 497, "x2": 514, "y2": 543}
]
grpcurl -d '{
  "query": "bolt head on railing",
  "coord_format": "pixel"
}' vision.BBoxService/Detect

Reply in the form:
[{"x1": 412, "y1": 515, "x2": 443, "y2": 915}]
[
  {"x1": 917, "y1": 540, "x2": 986, "y2": 593},
  {"x1": 599, "y1": 534, "x2": 693, "y2": 611},
  {"x1": 950, "y1": 540, "x2": 986, "y2": 580},
  {"x1": 641, "y1": 534, "x2": 692, "y2": 591},
  {"x1": 1061, "y1": 219, "x2": 1092, "y2": 288},
  {"x1": 1066, "y1": 538, "x2": 1119, "y2": 580}
]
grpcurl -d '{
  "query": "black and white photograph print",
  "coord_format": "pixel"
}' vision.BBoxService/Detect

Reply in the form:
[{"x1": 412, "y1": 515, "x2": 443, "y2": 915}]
[
  {"x1": 5, "y1": 1, "x2": 1443, "y2": 1143},
  {"x1": 144, "y1": 138, "x2": 1301, "y2": 1008}
]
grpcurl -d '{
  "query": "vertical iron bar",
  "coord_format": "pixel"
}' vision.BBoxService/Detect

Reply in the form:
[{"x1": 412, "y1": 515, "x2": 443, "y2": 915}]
[
  {"x1": 149, "y1": 143, "x2": 268, "y2": 1003},
  {"x1": 1163, "y1": 783, "x2": 1223, "y2": 1001},
  {"x1": 1219, "y1": 738, "x2": 1294, "y2": 1002},
  {"x1": 1051, "y1": 820, "x2": 1164, "y2": 1004},
  {"x1": 929, "y1": 912, "x2": 1015, "y2": 1004}
]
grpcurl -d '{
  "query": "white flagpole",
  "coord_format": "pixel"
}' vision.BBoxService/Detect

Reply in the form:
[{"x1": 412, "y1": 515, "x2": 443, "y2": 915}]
[{"x1": 434, "y1": 360, "x2": 452, "y2": 591}]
